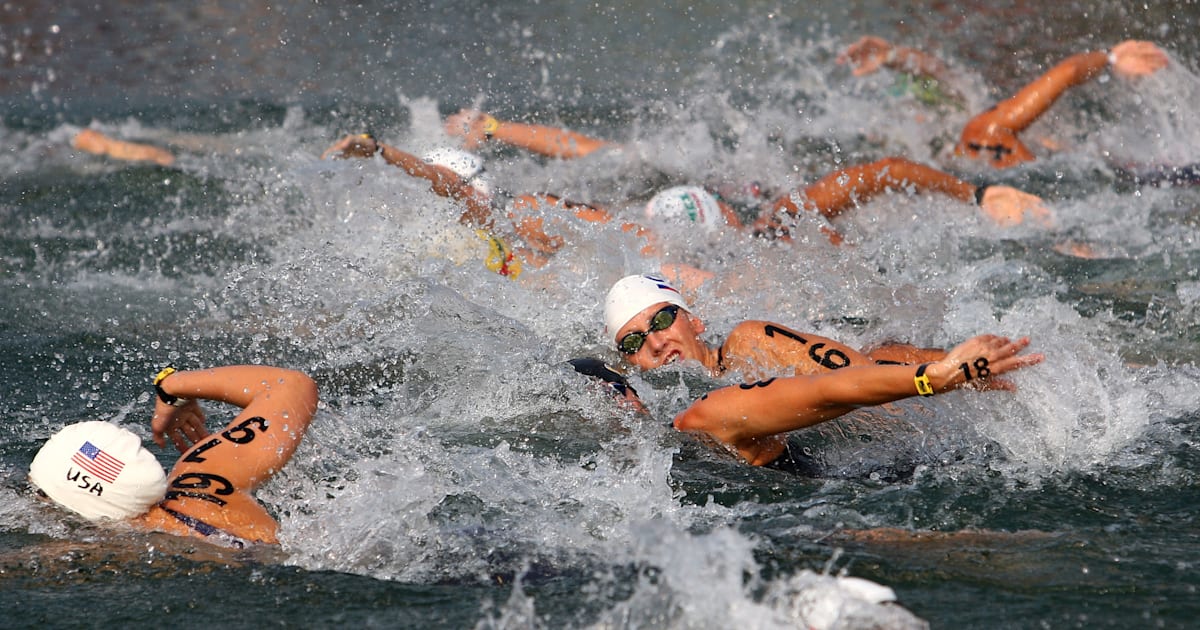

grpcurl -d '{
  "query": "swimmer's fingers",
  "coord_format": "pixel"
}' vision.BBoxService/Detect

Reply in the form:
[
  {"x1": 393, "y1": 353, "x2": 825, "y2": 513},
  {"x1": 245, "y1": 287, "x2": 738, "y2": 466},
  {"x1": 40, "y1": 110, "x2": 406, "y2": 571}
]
[
  {"x1": 320, "y1": 134, "x2": 378, "y2": 160},
  {"x1": 177, "y1": 405, "x2": 209, "y2": 448},
  {"x1": 837, "y1": 36, "x2": 892, "y2": 76},
  {"x1": 963, "y1": 376, "x2": 1017, "y2": 392},
  {"x1": 151, "y1": 400, "x2": 209, "y2": 453},
  {"x1": 1110, "y1": 40, "x2": 1169, "y2": 77},
  {"x1": 444, "y1": 109, "x2": 488, "y2": 148},
  {"x1": 937, "y1": 335, "x2": 1043, "y2": 392}
]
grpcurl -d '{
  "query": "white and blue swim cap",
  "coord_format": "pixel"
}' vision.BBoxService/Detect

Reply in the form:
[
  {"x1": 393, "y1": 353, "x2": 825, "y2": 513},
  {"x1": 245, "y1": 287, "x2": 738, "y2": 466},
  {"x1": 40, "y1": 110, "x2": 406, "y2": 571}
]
[
  {"x1": 603, "y1": 274, "x2": 690, "y2": 344},
  {"x1": 30, "y1": 421, "x2": 167, "y2": 521},
  {"x1": 644, "y1": 186, "x2": 724, "y2": 231},
  {"x1": 423, "y1": 147, "x2": 493, "y2": 196}
]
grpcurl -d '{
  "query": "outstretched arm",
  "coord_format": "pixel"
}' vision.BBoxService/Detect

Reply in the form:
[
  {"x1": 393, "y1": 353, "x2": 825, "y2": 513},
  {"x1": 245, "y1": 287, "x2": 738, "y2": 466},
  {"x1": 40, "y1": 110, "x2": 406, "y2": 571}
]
[
  {"x1": 674, "y1": 335, "x2": 1041, "y2": 464},
  {"x1": 956, "y1": 40, "x2": 1168, "y2": 168},
  {"x1": 323, "y1": 134, "x2": 495, "y2": 227},
  {"x1": 445, "y1": 109, "x2": 613, "y2": 158},
  {"x1": 151, "y1": 365, "x2": 318, "y2": 492},
  {"x1": 72, "y1": 129, "x2": 175, "y2": 167},
  {"x1": 765, "y1": 157, "x2": 1050, "y2": 227}
]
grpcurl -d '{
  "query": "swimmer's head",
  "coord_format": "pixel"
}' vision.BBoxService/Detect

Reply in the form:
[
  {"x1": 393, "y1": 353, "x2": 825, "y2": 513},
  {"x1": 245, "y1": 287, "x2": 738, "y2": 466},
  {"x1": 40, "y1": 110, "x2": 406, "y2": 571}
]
[
  {"x1": 955, "y1": 120, "x2": 1036, "y2": 169},
  {"x1": 644, "y1": 186, "x2": 724, "y2": 231},
  {"x1": 423, "y1": 147, "x2": 494, "y2": 196},
  {"x1": 29, "y1": 421, "x2": 167, "y2": 521},
  {"x1": 604, "y1": 274, "x2": 690, "y2": 345}
]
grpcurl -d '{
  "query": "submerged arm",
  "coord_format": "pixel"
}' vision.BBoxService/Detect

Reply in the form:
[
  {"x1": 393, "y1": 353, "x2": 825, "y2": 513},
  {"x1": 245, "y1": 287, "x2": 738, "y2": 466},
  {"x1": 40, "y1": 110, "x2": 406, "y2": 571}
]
[{"x1": 956, "y1": 41, "x2": 1166, "y2": 168}]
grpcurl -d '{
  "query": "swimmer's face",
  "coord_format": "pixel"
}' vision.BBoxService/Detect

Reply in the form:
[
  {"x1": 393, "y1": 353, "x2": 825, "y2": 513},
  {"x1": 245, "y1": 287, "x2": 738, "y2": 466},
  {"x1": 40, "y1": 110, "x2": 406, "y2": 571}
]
[
  {"x1": 615, "y1": 301, "x2": 708, "y2": 371},
  {"x1": 956, "y1": 120, "x2": 1035, "y2": 169}
]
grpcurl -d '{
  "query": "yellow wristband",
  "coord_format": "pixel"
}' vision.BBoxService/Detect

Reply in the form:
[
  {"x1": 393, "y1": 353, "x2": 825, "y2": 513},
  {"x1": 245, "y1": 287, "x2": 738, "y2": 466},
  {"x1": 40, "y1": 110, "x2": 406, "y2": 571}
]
[
  {"x1": 153, "y1": 366, "x2": 177, "y2": 387},
  {"x1": 481, "y1": 115, "x2": 500, "y2": 138},
  {"x1": 153, "y1": 366, "x2": 191, "y2": 407},
  {"x1": 914, "y1": 364, "x2": 935, "y2": 397}
]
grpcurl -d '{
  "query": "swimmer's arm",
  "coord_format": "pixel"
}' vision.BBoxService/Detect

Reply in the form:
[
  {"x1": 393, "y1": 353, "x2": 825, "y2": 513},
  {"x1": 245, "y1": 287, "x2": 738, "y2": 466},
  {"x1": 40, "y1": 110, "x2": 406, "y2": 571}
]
[
  {"x1": 72, "y1": 129, "x2": 175, "y2": 167},
  {"x1": 981, "y1": 51, "x2": 1110, "y2": 134},
  {"x1": 154, "y1": 366, "x2": 318, "y2": 492},
  {"x1": 444, "y1": 109, "x2": 613, "y2": 158},
  {"x1": 772, "y1": 158, "x2": 975, "y2": 221},
  {"x1": 982, "y1": 41, "x2": 1166, "y2": 134},
  {"x1": 770, "y1": 157, "x2": 1051, "y2": 227},
  {"x1": 864, "y1": 343, "x2": 946, "y2": 365},
  {"x1": 674, "y1": 335, "x2": 1041, "y2": 449},
  {"x1": 322, "y1": 134, "x2": 495, "y2": 228},
  {"x1": 152, "y1": 366, "x2": 318, "y2": 451}
]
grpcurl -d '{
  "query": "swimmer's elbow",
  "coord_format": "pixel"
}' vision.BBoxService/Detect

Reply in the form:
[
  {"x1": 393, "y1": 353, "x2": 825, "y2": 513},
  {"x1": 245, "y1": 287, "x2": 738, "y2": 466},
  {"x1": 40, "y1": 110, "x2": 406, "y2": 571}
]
[
  {"x1": 673, "y1": 406, "x2": 714, "y2": 434},
  {"x1": 277, "y1": 369, "x2": 320, "y2": 411},
  {"x1": 674, "y1": 405, "x2": 741, "y2": 444}
]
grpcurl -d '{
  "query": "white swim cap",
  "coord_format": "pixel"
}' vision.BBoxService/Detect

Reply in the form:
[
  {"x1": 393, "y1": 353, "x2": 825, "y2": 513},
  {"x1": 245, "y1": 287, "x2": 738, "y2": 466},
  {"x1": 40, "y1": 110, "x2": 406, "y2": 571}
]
[
  {"x1": 644, "y1": 186, "x2": 724, "y2": 231},
  {"x1": 30, "y1": 421, "x2": 167, "y2": 521},
  {"x1": 423, "y1": 147, "x2": 493, "y2": 196},
  {"x1": 604, "y1": 274, "x2": 690, "y2": 344}
]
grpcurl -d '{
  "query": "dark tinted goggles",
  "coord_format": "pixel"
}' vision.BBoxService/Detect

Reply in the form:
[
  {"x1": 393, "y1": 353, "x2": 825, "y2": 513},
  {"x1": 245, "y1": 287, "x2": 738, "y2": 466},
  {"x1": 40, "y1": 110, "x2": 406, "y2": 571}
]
[{"x1": 618, "y1": 305, "x2": 680, "y2": 354}]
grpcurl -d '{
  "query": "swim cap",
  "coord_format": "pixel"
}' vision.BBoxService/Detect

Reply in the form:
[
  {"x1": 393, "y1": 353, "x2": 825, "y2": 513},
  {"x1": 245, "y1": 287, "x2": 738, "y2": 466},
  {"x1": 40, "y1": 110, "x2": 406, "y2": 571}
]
[
  {"x1": 30, "y1": 421, "x2": 167, "y2": 521},
  {"x1": 423, "y1": 147, "x2": 493, "y2": 196},
  {"x1": 644, "y1": 186, "x2": 724, "y2": 231},
  {"x1": 604, "y1": 274, "x2": 689, "y2": 344}
]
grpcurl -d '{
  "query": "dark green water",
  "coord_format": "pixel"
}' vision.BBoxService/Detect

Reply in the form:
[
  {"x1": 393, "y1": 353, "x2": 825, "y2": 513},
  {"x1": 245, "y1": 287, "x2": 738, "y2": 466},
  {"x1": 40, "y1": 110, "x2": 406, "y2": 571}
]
[{"x1": 3, "y1": 1, "x2": 1200, "y2": 628}]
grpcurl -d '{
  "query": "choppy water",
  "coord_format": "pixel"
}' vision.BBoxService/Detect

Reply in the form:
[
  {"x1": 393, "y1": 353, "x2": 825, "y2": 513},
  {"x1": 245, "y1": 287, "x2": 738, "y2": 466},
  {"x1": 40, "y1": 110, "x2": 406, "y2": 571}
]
[{"x1": 4, "y1": 1, "x2": 1200, "y2": 628}]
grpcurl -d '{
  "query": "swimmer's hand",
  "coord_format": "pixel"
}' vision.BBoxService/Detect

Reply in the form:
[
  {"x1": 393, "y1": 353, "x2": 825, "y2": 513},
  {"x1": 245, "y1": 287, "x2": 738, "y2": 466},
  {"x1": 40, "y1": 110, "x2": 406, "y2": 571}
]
[
  {"x1": 837, "y1": 36, "x2": 894, "y2": 77},
  {"x1": 979, "y1": 185, "x2": 1055, "y2": 228},
  {"x1": 321, "y1": 134, "x2": 380, "y2": 160},
  {"x1": 151, "y1": 399, "x2": 210, "y2": 454},
  {"x1": 512, "y1": 216, "x2": 565, "y2": 255},
  {"x1": 444, "y1": 109, "x2": 493, "y2": 149},
  {"x1": 926, "y1": 334, "x2": 1043, "y2": 394},
  {"x1": 1109, "y1": 40, "x2": 1168, "y2": 77}
]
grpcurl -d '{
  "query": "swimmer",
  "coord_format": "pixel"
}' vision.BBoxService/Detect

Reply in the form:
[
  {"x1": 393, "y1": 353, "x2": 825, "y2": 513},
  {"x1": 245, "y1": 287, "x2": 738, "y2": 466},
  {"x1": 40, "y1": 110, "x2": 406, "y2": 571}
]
[
  {"x1": 322, "y1": 132, "x2": 653, "y2": 269},
  {"x1": 596, "y1": 274, "x2": 1041, "y2": 468},
  {"x1": 841, "y1": 38, "x2": 1170, "y2": 168},
  {"x1": 605, "y1": 273, "x2": 949, "y2": 380},
  {"x1": 71, "y1": 128, "x2": 176, "y2": 167},
  {"x1": 28, "y1": 365, "x2": 318, "y2": 547},
  {"x1": 445, "y1": 111, "x2": 1050, "y2": 233}
]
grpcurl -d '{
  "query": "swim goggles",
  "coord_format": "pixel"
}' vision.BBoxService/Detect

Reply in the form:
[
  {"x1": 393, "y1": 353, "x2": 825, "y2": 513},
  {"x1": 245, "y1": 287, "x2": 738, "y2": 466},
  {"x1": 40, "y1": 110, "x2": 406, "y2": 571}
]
[{"x1": 617, "y1": 305, "x2": 680, "y2": 355}]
